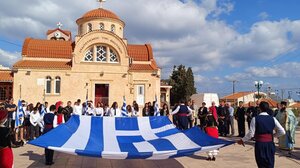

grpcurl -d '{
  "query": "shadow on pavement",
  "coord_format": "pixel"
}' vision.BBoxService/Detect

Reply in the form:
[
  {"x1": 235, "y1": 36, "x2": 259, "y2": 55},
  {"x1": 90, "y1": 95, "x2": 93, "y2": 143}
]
[{"x1": 20, "y1": 150, "x2": 185, "y2": 168}]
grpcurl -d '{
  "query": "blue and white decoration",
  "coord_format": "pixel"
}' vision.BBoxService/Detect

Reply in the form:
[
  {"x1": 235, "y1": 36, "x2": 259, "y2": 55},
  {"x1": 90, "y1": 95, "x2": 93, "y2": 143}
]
[
  {"x1": 29, "y1": 116, "x2": 234, "y2": 160},
  {"x1": 121, "y1": 97, "x2": 128, "y2": 117},
  {"x1": 154, "y1": 96, "x2": 160, "y2": 116}
]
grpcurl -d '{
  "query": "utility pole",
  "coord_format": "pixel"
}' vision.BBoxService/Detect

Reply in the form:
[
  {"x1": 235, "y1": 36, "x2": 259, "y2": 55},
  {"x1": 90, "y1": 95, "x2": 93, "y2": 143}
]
[
  {"x1": 232, "y1": 80, "x2": 237, "y2": 95},
  {"x1": 281, "y1": 89, "x2": 285, "y2": 100}
]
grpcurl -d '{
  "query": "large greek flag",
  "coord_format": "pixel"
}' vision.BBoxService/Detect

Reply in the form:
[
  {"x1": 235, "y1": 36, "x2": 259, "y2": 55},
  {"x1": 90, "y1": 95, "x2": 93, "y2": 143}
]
[{"x1": 29, "y1": 116, "x2": 234, "y2": 160}]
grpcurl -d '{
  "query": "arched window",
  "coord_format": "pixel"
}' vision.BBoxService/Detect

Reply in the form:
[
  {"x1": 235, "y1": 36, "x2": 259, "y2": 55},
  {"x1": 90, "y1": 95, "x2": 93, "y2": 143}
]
[
  {"x1": 88, "y1": 23, "x2": 92, "y2": 32},
  {"x1": 100, "y1": 23, "x2": 105, "y2": 31},
  {"x1": 96, "y1": 46, "x2": 107, "y2": 62},
  {"x1": 54, "y1": 76, "x2": 61, "y2": 94},
  {"x1": 84, "y1": 48, "x2": 94, "y2": 61},
  {"x1": 110, "y1": 49, "x2": 119, "y2": 63},
  {"x1": 0, "y1": 87, "x2": 6, "y2": 101},
  {"x1": 46, "y1": 76, "x2": 52, "y2": 94},
  {"x1": 83, "y1": 45, "x2": 119, "y2": 63},
  {"x1": 111, "y1": 24, "x2": 115, "y2": 33}
]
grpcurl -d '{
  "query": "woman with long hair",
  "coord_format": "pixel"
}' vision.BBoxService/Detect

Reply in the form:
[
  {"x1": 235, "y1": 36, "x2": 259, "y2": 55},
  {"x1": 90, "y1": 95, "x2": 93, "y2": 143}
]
[
  {"x1": 142, "y1": 103, "x2": 150, "y2": 116},
  {"x1": 160, "y1": 103, "x2": 169, "y2": 116},
  {"x1": 94, "y1": 102, "x2": 104, "y2": 116},
  {"x1": 108, "y1": 102, "x2": 121, "y2": 117}
]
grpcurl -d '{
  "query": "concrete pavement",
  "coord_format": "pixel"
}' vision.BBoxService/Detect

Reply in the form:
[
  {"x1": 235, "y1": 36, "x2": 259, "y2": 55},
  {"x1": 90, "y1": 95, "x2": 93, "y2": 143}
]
[{"x1": 12, "y1": 125, "x2": 300, "y2": 168}]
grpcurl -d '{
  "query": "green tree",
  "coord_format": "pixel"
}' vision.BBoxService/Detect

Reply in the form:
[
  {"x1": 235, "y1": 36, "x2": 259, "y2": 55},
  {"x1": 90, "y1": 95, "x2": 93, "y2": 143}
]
[
  {"x1": 186, "y1": 67, "x2": 197, "y2": 97},
  {"x1": 169, "y1": 65, "x2": 197, "y2": 105}
]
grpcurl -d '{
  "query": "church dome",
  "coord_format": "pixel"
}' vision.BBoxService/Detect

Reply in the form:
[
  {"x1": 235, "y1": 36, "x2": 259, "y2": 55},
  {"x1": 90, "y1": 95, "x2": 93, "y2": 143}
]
[{"x1": 76, "y1": 8, "x2": 122, "y2": 24}]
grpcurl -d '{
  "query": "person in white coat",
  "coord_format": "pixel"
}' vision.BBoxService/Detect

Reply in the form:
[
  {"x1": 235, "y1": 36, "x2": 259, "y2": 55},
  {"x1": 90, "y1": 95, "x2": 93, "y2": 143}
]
[
  {"x1": 73, "y1": 99, "x2": 82, "y2": 115},
  {"x1": 29, "y1": 107, "x2": 40, "y2": 140}
]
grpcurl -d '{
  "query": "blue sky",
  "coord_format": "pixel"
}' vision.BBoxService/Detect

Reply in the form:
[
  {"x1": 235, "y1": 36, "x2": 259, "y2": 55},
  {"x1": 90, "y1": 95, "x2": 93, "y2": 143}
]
[{"x1": 0, "y1": 0, "x2": 300, "y2": 100}]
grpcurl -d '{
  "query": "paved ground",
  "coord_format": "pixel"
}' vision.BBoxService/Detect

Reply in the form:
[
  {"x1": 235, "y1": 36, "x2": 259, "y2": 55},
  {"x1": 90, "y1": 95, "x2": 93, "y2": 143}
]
[{"x1": 13, "y1": 122, "x2": 300, "y2": 168}]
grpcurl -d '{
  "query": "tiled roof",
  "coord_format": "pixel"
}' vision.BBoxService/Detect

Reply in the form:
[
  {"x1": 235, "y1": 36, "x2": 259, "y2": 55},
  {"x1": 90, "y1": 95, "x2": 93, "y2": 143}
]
[
  {"x1": 0, "y1": 71, "x2": 13, "y2": 82},
  {"x1": 22, "y1": 38, "x2": 73, "y2": 59},
  {"x1": 221, "y1": 92, "x2": 253, "y2": 100},
  {"x1": 129, "y1": 64, "x2": 155, "y2": 71},
  {"x1": 127, "y1": 44, "x2": 154, "y2": 61},
  {"x1": 47, "y1": 28, "x2": 71, "y2": 37},
  {"x1": 13, "y1": 60, "x2": 72, "y2": 70},
  {"x1": 257, "y1": 98, "x2": 278, "y2": 108},
  {"x1": 77, "y1": 8, "x2": 121, "y2": 23},
  {"x1": 290, "y1": 103, "x2": 300, "y2": 108}
]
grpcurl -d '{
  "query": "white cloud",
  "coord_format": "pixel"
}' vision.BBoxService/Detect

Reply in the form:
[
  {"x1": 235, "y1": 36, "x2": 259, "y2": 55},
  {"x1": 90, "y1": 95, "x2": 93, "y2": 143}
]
[
  {"x1": 258, "y1": 12, "x2": 269, "y2": 20},
  {"x1": 1, "y1": 0, "x2": 300, "y2": 88},
  {"x1": 226, "y1": 62, "x2": 300, "y2": 81},
  {"x1": 0, "y1": 49, "x2": 21, "y2": 67}
]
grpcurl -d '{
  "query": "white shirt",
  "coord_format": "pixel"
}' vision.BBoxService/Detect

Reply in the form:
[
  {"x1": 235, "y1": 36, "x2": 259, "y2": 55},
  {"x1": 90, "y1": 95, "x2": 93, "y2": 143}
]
[
  {"x1": 109, "y1": 108, "x2": 121, "y2": 117},
  {"x1": 94, "y1": 107, "x2": 104, "y2": 116},
  {"x1": 86, "y1": 107, "x2": 94, "y2": 116},
  {"x1": 30, "y1": 112, "x2": 41, "y2": 126},
  {"x1": 242, "y1": 112, "x2": 285, "y2": 142},
  {"x1": 171, "y1": 104, "x2": 193, "y2": 115},
  {"x1": 73, "y1": 105, "x2": 82, "y2": 115},
  {"x1": 228, "y1": 106, "x2": 234, "y2": 117},
  {"x1": 24, "y1": 110, "x2": 31, "y2": 118}
]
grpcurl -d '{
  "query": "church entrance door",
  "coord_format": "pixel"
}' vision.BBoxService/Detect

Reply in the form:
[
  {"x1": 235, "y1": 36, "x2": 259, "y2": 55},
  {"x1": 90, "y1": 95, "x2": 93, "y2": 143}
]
[
  {"x1": 95, "y1": 84, "x2": 109, "y2": 106},
  {"x1": 136, "y1": 85, "x2": 145, "y2": 106}
]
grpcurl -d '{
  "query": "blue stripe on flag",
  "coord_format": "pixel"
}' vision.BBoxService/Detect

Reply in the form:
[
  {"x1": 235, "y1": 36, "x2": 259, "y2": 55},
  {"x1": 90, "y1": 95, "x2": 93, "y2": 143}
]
[
  {"x1": 28, "y1": 115, "x2": 80, "y2": 148},
  {"x1": 81, "y1": 117, "x2": 103, "y2": 157},
  {"x1": 117, "y1": 136, "x2": 144, "y2": 156},
  {"x1": 115, "y1": 117, "x2": 139, "y2": 131},
  {"x1": 126, "y1": 152, "x2": 153, "y2": 159},
  {"x1": 117, "y1": 136, "x2": 144, "y2": 143},
  {"x1": 155, "y1": 128, "x2": 179, "y2": 138},
  {"x1": 148, "y1": 139, "x2": 177, "y2": 151},
  {"x1": 149, "y1": 116, "x2": 171, "y2": 129}
]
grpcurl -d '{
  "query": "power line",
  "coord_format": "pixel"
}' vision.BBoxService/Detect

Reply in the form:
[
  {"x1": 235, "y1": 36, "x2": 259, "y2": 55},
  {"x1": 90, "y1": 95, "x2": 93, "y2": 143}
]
[{"x1": 0, "y1": 39, "x2": 22, "y2": 48}]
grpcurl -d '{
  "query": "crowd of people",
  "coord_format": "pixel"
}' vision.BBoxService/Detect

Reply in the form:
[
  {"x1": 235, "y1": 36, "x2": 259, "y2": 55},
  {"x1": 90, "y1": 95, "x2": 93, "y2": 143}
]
[
  {"x1": 169, "y1": 99, "x2": 298, "y2": 164},
  {"x1": 0, "y1": 97, "x2": 298, "y2": 167}
]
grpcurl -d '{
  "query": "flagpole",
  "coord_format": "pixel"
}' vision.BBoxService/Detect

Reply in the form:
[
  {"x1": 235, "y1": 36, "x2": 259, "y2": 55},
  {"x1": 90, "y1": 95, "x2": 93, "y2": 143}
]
[{"x1": 19, "y1": 84, "x2": 21, "y2": 100}]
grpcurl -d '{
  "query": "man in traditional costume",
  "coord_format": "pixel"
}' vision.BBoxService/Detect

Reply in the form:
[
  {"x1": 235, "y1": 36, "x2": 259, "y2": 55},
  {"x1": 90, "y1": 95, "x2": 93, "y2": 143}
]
[
  {"x1": 275, "y1": 101, "x2": 298, "y2": 151},
  {"x1": 43, "y1": 105, "x2": 56, "y2": 165},
  {"x1": 171, "y1": 100, "x2": 193, "y2": 130},
  {"x1": 237, "y1": 101, "x2": 285, "y2": 168}
]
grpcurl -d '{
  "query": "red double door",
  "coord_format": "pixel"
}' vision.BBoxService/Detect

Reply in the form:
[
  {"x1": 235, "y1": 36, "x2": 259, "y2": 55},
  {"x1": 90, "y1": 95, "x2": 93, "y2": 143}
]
[{"x1": 94, "y1": 84, "x2": 109, "y2": 106}]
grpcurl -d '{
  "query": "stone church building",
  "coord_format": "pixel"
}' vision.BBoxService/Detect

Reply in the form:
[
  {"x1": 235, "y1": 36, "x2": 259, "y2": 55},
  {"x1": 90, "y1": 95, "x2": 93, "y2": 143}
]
[{"x1": 7, "y1": 6, "x2": 171, "y2": 107}]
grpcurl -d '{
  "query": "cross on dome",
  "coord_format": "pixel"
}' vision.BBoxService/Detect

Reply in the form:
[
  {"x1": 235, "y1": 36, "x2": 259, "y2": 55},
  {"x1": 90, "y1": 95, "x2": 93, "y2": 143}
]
[
  {"x1": 97, "y1": 0, "x2": 107, "y2": 8},
  {"x1": 57, "y1": 22, "x2": 63, "y2": 29}
]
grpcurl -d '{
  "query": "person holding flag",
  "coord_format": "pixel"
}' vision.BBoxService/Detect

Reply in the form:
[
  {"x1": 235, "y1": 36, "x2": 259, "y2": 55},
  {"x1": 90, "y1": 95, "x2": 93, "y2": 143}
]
[
  {"x1": 15, "y1": 100, "x2": 25, "y2": 146},
  {"x1": 37, "y1": 104, "x2": 46, "y2": 133}
]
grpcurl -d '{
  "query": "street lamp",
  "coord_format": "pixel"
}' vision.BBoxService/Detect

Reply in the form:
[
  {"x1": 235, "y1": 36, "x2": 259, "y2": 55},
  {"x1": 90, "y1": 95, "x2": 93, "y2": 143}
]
[{"x1": 254, "y1": 80, "x2": 264, "y2": 98}]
